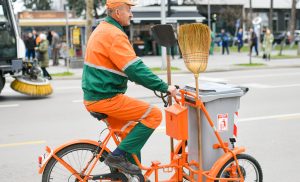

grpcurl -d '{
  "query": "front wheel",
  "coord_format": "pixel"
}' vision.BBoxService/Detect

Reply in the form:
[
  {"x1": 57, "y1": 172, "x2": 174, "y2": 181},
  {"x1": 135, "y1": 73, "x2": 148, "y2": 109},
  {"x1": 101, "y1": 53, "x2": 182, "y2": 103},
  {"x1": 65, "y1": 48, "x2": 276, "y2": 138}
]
[
  {"x1": 215, "y1": 153, "x2": 263, "y2": 182},
  {"x1": 42, "y1": 143, "x2": 114, "y2": 182}
]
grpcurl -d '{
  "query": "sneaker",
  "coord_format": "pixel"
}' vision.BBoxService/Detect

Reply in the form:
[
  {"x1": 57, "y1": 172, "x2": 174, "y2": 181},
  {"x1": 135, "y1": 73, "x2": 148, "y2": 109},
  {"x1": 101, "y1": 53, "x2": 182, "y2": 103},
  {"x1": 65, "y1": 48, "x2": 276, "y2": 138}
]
[{"x1": 104, "y1": 153, "x2": 141, "y2": 175}]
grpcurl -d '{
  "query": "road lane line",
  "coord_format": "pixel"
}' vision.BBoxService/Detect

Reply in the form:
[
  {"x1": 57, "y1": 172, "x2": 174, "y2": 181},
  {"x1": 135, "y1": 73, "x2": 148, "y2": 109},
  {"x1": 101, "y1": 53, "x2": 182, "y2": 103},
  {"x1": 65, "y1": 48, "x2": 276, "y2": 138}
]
[
  {"x1": 225, "y1": 72, "x2": 300, "y2": 80},
  {"x1": 238, "y1": 113, "x2": 300, "y2": 122},
  {"x1": 240, "y1": 83, "x2": 271, "y2": 88},
  {"x1": 268, "y1": 83, "x2": 300, "y2": 88},
  {"x1": 55, "y1": 86, "x2": 81, "y2": 90},
  {"x1": 0, "y1": 104, "x2": 19, "y2": 108},
  {"x1": 155, "y1": 113, "x2": 300, "y2": 132},
  {"x1": 241, "y1": 83, "x2": 300, "y2": 89},
  {"x1": 0, "y1": 140, "x2": 46, "y2": 148},
  {"x1": 200, "y1": 76, "x2": 228, "y2": 83},
  {"x1": 72, "y1": 100, "x2": 83, "y2": 103}
]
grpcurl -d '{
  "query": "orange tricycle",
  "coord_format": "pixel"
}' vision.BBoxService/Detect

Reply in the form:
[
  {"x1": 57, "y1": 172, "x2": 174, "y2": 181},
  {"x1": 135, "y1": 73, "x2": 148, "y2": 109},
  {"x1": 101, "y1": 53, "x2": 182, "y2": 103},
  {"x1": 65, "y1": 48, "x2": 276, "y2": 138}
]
[
  {"x1": 38, "y1": 87, "x2": 262, "y2": 182},
  {"x1": 38, "y1": 23, "x2": 263, "y2": 182}
]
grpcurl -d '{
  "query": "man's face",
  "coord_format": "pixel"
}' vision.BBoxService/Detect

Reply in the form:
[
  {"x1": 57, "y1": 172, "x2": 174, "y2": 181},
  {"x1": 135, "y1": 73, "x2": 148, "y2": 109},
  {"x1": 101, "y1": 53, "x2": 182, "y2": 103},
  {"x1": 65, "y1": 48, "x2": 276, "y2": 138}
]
[{"x1": 115, "y1": 4, "x2": 133, "y2": 26}]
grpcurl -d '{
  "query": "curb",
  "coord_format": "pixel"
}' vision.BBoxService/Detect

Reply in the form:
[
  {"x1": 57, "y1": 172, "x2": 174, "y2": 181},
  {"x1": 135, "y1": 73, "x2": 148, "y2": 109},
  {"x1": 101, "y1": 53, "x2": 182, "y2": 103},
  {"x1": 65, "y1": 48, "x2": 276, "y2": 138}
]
[{"x1": 51, "y1": 64, "x2": 300, "y2": 80}]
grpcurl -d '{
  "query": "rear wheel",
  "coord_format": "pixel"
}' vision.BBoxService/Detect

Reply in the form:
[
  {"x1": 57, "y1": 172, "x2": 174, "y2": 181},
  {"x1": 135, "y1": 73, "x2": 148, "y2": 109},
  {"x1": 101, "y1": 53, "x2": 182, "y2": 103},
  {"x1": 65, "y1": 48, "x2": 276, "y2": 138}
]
[
  {"x1": 215, "y1": 154, "x2": 263, "y2": 182},
  {"x1": 42, "y1": 143, "x2": 114, "y2": 182},
  {"x1": 0, "y1": 75, "x2": 5, "y2": 94}
]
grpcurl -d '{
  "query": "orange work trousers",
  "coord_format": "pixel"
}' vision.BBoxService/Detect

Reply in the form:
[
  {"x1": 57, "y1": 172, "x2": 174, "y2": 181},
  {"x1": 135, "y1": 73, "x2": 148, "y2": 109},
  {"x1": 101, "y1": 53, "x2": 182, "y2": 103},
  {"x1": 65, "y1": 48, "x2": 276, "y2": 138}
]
[
  {"x1": 84, "y1": 94, "x2": 162, "y2": 130},
  {"x1": 84, "y1": 94, "x2": 162, "y2": 156}
]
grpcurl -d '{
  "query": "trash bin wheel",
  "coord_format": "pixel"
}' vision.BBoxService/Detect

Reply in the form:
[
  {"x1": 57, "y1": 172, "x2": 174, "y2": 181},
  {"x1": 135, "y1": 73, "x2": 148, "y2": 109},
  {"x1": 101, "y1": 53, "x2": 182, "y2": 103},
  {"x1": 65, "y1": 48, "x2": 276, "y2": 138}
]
[{"x1": 215, "y1": 153, "x2": 263, "y2": 182}]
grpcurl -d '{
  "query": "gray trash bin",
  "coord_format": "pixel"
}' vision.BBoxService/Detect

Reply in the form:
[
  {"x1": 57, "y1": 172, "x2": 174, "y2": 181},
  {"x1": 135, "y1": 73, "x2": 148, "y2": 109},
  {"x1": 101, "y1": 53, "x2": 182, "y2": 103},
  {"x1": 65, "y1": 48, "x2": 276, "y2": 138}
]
[{"x1": 184, "y1": 81, "x2": 247, "y2": 180}]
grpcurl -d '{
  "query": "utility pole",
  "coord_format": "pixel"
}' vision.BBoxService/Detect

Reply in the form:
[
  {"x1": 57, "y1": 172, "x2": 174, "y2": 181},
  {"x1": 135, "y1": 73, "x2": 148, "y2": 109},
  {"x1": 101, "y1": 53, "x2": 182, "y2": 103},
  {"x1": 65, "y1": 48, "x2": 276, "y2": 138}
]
[
  {"x1": 208, "y1": 0, "x2": 211, "y2": 29},
  {"x1": 249, "y1": 0, "x2": 253, "y2": 64},
  {"x1": 161, "y1": 0, "x2": 167, "y2": 70},
  {"x1": 86, "y1": 0, "x2": 94, "y2": 42},
  {"x1": 290, "y1": 0, "x2": 296, "y2": 41},
  {"x1": 167, "y1": 0, "x2": 171, "y2": 17},
  {"x1": 290, "y1": 0, "x2": 299, "y2": 55},
  {"x1": 269, "y1": 0, "x2": 273, "y2": 32},
  {"x1": 64, "y1": 4, "x2": 70, "y2": 72}
]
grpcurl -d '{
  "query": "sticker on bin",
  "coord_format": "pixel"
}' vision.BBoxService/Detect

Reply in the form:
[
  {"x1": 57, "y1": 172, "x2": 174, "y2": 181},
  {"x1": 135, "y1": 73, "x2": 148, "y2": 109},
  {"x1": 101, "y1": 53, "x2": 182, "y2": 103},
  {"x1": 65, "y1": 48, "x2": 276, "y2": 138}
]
[{"x1": 217, "y1": 113, "x2": 229, "y2": 132}]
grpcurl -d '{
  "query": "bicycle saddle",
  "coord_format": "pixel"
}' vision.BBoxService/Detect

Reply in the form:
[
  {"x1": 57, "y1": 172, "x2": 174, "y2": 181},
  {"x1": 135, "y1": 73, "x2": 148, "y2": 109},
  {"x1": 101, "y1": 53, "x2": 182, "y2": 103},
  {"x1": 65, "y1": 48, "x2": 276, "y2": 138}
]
[{"x1": 90, "y1": 112, "x2": 108, "y2": 120}]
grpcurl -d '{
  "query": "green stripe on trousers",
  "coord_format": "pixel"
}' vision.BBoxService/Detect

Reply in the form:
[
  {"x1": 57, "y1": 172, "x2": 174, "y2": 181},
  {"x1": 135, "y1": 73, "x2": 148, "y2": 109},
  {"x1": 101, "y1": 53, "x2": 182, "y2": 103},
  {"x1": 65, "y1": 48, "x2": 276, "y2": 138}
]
[{"x1": 118, "y1": 122, "x2": 154, "y2": 164}]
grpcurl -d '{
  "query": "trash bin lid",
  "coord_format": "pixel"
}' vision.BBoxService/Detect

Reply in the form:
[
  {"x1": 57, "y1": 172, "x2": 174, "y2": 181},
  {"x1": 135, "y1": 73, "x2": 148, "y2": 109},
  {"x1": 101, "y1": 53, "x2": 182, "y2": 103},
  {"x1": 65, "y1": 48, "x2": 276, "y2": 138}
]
[{"x1": 184, "y1": 81, "x2": 244, "y2": 102}]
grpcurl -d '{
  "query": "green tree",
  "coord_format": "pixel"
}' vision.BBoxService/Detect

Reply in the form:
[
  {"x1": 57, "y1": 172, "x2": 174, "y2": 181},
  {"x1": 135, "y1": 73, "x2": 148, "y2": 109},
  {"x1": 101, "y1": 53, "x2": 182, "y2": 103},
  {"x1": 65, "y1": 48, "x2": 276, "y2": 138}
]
[
  {"x1": 24, "y1": 0, "x2": 52, "y2": 10},
  {"x1": 67, "y1": 0, "x2": 105, "y2": 18}
]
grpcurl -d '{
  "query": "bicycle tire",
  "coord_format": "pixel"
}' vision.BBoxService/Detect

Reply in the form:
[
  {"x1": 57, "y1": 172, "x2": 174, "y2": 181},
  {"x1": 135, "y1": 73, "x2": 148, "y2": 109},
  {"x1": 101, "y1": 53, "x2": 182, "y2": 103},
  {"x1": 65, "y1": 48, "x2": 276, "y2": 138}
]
[
  {"x1": 215, "y1": 153, "x2": 263, "y2": 182},
  {"x1": 0, "y1": 76, "x2": 5, "y2": 94},
  {"x1": 42, "y1": 143, "x2": 114, "y2": 182}
]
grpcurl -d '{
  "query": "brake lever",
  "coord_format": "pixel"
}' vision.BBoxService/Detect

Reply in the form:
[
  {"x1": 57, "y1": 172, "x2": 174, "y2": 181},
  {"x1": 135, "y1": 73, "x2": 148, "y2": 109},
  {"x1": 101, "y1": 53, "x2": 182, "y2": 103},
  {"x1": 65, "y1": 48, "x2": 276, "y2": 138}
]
[
  {"x1": 154, "y1": 85, "x2": 180, "y2": 107},
  {"x1": 154, "y1": 90, "x2": 169, "y2": 107}
]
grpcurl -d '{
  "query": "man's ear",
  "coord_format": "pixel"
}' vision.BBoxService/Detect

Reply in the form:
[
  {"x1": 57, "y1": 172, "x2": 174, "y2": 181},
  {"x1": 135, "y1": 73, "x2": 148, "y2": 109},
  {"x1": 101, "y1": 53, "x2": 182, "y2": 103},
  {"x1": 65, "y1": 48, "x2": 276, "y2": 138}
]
[{"x1": 115, "y1": 8, "x2": 120, "y2": 17}]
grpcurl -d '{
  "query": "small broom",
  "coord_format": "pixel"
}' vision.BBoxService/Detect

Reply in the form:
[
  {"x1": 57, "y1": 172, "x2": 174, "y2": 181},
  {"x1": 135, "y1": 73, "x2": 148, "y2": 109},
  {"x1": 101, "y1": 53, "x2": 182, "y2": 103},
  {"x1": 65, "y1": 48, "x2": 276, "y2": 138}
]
[
  {"x1": 11, "y1": 76, "x2": 53, "y2": 96},
  {"x1": 178, "y1": 23, "x2": 211, "y2": 171}
]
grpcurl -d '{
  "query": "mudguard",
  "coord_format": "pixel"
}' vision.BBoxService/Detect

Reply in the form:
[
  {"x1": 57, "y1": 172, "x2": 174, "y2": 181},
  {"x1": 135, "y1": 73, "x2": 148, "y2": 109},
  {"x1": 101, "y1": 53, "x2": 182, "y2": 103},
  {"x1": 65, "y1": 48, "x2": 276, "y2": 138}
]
[
  {"x1": 38, "y1": 139, "x2": 111, "y2": 174},
  {"x1": 205, "y1": 147, "x2": 246, "y2": 182}
]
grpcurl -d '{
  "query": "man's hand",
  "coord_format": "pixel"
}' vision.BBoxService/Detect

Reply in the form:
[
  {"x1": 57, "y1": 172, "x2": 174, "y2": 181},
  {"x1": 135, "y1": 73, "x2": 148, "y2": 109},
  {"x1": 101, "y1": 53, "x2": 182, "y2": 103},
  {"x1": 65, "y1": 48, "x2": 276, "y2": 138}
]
[{"x1": 167, "y1": 85, "x2": 177, "y2": 97}]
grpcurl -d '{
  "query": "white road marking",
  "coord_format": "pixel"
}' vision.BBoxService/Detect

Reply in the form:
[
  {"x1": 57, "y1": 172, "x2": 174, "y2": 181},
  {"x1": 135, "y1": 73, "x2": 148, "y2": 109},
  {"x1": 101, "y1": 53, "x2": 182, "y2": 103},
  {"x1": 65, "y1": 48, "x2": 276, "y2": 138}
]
[
  {"x1": 0, "y1": 140, "x2": 46, "y2": 148},
  {"x1": 72, "y1": 100, "x2": 83, "y2": 103},
  {"x1": 155, "y1": 113, "x2": 300, "y2": 132},
  {"x1": 225, "y1": 72, "x2": 300, "y2": 80},
  {"x1": 267, "y1": 83, "x2": 300, "y2": 88},
  {"x1": 55, "y1": 86, "x2": 81, "y2": 90},
  {"x1": 239, "y1": 113, "x2": 300, "y2": 122},
  {"x1": 0, "y1": 104, "x2": 19, "y2": 108},
  {"x1": 241, "y1": 83, "x2": 300, "y2": 89},
  {"x1": 240, "y1": 83, "x2": 271, "y2": 88},
  {"x1": 199, "y1": 76, "x2": 228, "y2": 83}
]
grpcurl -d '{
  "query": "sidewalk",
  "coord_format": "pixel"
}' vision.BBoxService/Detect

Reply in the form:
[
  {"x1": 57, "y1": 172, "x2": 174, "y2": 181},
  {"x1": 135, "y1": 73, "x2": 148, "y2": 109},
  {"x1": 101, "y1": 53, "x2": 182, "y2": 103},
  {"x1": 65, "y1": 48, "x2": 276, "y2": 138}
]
[{"x1": 48, "y1": 51, "x2": 300, "y2": 80}]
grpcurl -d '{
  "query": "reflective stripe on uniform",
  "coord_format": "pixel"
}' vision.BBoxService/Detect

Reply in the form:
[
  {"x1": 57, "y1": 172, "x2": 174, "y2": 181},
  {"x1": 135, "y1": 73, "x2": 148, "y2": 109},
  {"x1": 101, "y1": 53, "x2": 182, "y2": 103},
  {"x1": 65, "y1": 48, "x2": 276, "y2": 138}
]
[
  {"x1": 139, "y1": 105, "x2": 154, "y2": 121},
  {"x1": 84, "y1": 61, "x2": 127, "y2": 77},
  {"x1": 122, "y1": 57, "x2": 141, "y2": 71},
  {"x1": 121, "y1": 121, "x2": 136, "y2": 132}
]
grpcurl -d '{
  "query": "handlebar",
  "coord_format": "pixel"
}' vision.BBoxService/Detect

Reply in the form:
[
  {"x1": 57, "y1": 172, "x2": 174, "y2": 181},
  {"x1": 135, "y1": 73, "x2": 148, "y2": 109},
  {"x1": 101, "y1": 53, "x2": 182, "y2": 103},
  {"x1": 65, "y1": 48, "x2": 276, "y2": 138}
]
[{"x1": 154, "y1": 85, "x2": 180, "y2": 107}]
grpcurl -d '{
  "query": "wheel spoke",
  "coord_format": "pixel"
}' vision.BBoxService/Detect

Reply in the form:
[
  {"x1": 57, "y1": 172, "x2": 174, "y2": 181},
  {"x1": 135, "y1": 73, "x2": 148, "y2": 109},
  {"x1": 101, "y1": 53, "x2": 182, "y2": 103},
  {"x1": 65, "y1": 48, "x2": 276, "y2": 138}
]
[
  {"x1": 216, "y1": 154, "x2": 263, "y2": 182},
  {"x1": 42, "y1": 143, "x2": 112, "y2": 182}
]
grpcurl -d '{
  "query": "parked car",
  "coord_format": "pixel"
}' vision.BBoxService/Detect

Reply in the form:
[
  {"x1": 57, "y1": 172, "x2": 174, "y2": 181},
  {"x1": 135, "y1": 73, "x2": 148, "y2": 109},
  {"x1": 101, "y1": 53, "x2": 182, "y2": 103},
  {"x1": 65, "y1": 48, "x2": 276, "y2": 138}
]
[{"x1": 273, "y1": 32, "x2": 286, "y2": 45}]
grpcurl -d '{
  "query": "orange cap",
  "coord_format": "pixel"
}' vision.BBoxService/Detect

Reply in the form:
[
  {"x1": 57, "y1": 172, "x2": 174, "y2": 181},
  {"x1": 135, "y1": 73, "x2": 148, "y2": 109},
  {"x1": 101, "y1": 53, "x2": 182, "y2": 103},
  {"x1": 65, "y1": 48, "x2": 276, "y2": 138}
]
[{"x1": 106, "y1": 0, "x2": 136, "y2": 8}]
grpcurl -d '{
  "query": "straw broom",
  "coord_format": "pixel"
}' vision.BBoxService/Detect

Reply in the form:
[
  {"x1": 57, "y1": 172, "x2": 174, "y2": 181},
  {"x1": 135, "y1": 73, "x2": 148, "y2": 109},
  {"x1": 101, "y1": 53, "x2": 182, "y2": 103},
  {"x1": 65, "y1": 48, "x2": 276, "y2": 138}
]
[{"x1": 178, "y1": 23, "x2": 211, "y2": 171}]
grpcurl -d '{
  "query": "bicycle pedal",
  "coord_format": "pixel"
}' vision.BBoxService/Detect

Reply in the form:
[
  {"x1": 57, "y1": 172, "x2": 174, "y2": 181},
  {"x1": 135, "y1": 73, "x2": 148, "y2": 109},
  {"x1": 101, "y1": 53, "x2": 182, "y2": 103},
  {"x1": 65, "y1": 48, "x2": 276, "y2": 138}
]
[{"x1": 121, "y1": 172, "x2": 145, "y2": 182}]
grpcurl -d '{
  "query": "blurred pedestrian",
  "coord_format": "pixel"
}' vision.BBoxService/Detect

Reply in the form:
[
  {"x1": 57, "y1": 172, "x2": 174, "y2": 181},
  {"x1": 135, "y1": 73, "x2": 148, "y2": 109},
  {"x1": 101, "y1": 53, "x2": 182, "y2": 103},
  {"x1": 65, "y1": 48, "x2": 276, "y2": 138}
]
[
  {"x1": 47, "y1": 31, "x2": 53, "y2": 59},
  {"x1": 221, "y1": 29, "x2": 230, "y2": 55},
  {"x1": 51, "y1": 31, "x2": 61, "y2": 66},
  {"x1": 262, "y1": 28, "x2": 274, "y2": 61},
  {"x1": 32, "y1": 30, "x2": 37, "y2": 40},
  {"x1": 24, "y1": 32, "x2": 36, "y2": 60},
  {"x1": 209, "y1": 31, "x2": 215, "y2": 55},
  {"x1": 249, "y1": 28, "x2": 259, "y2": 56},
  {"x1": 59, "y1": 42, "x2": 68, "y2": 66},
  {"x1": 36, "y1": 33, "x2": 52, "y2": 80},
  {"x1": 237, "y1": 28, "x2": 243, "y2": 52}
]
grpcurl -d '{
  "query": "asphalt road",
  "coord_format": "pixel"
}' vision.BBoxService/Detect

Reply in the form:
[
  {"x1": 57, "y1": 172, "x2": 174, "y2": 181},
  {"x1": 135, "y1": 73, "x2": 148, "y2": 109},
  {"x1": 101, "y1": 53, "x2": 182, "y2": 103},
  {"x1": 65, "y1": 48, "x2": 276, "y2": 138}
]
[{"x1": 0, "y1": 67, "x2": 300, "y2": 181}]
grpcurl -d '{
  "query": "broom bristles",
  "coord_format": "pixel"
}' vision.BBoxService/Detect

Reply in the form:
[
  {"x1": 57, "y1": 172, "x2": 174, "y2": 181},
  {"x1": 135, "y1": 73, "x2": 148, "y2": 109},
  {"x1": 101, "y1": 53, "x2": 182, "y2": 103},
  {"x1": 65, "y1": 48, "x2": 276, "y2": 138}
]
[
  {"x1": 178, "y1": 23, "x2": 211, "y2": 55},
  {"x1": 11, "y1": 79, "x2": 53, "y2": 96},
  {"x1": 178, "y1": 23, "x2": 211, "y2": 74}
]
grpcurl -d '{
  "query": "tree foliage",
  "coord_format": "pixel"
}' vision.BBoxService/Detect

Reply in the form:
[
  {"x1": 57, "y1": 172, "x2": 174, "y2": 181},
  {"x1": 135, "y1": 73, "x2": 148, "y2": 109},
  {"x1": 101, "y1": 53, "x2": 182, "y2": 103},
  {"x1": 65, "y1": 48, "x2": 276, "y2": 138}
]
[
  {"x1": 23, "y1": 0, "x2": 52, "y2": 10},
  {"x1": 218, "y1": 6, "x2": 242, "y2": 34},
  {"x1": 67, "y1": 0, "x2": 105, "y2": 18}
]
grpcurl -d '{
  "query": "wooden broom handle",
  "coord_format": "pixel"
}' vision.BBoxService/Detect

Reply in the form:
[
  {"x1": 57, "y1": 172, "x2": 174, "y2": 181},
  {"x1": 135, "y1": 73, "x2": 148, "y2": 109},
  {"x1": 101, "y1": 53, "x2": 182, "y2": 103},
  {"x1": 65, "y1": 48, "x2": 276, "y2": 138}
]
[
  {"x1": 195, "y1": 74, "x2": 203, "y2": 170},
  {"x1": 167, "y1": 51, "x2": 174, "y2": 154}
]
